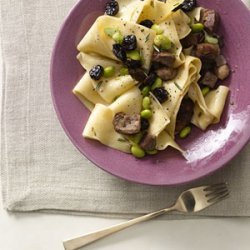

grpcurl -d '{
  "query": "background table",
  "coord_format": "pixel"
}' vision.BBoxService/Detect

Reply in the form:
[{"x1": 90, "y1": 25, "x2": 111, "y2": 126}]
[{"x1": 1, "y1": 0, "x2": 250, "y2": 249}]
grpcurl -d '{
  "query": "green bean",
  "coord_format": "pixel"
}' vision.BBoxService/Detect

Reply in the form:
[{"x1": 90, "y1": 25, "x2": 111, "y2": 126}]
[
  {"x1": 141, "y1": 109, "x2": 152, "y2": 119},
  {"x1": 191, "y1": 23, "x2": 204, "y2": 33},
  {"x1": 154, "y1": 35, "x2": 172, "y2": 50},
  {"x1": 151, "y1": 77, "x2": 163, "y2": 90},
  {"x1": 179, "y1": 126, "x2": 191, "y2": 139},
  {"x1": 151, "y1": 24, "x2": 164, "y2": 35},
  {"x1": 142, "y1": 96, "x2": 151, "y2": 110},
  {"x1": 131, "y1": 145, "x2": 145, "y2": 158},
  {"x1": 120, "y1": 67, "x2": 129, "y2": 76},
  {"x1": 201, "y1": 86, "x2": 210, "y2": 96},
  {"x1": 112, "y1": 31, "x2": 124, "y2": 44},
  {"x1": 103, "y1": 66, "x2": 115, "y2": 78},
  {"x1": 126, "y1": 50, "x2": 141, "y2": 61},
  {"x1": 141, "y1": 86, "x2": 150, "y2": 97}
]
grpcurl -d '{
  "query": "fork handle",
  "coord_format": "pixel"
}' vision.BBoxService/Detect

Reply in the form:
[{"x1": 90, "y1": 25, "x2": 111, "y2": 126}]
[{"x1": 63, "y1": 206, "x2": 175, "y2": 250}]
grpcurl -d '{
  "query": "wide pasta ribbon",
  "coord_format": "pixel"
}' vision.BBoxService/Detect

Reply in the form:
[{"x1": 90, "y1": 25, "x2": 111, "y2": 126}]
[
  {"x1": 77, "y1": 15, "x2": 156, "y2": 70},
  {"x1": 83, "y1": 87, "x2": 142, "y2": 153}
]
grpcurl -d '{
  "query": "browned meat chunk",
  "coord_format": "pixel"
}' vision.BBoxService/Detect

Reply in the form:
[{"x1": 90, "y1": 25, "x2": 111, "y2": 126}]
[
  {"x1": 155, "y1": 67, "x2": 178, "y2": 81},
  {"x1": 152, "y1": 51, "x2": 176, "y2": 67},
  {"x1": 200, "y1": 71, "x2": 218, "y2": 88},
  {"x1": 113, "y1": 112, "x2": 141, "y2": 135},
  {"x1": 139, "y1": 134, "x2": 156, "y2": 151},
  {"x1": 129, "y1": 68, "x2": 147, "y2": 82},
  {"x1": 180, "y1": 32, "x2": 205, "y2": 48},
  {"x1": 215, "y1": 64, "x2": 230, "y2": 80},
  {"x1": 215, "y1": 55, "x2": 227, "y2": 67},
  {"x1": 175, "y1": 98, "x2": 194, "y2": 134},
  {"x1": 200, "y1": 9, "x2": 220, "y2": 33},
  {"x1": 196, "y1": 43, "x2": 220, "y2": 59}
]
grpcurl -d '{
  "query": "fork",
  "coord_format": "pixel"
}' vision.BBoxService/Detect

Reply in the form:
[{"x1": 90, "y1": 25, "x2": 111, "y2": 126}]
[{"x1": 63, "y1": 183, "x2": 229, "y2": 250}]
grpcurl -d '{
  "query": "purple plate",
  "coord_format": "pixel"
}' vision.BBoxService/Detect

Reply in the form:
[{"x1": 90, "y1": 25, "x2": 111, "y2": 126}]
[{"x1": 50, "y1": 0, "x2": 250, "y2": 186}]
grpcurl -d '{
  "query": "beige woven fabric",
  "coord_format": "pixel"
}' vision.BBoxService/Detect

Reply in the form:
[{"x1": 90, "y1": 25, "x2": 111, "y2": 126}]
[{"x1": 1, "y1": 0, "x2": 250, "y2": 218}]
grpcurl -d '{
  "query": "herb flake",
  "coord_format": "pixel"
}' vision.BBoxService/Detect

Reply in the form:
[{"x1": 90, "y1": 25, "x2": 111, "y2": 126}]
[
  {"x1": 117, "y1": 138, "x2": 127, "y2": 143},
  {"x1": 153, "y1": 45, "x2": 160, "y2": 52},
  {"x1": 95, "y1": 81, "x2": 103, "y2": 90},
  {"x1": 174, "y1": 82, "x2": 182, "y2": 91},
  {"x1": 145, "y1": 33, "x2": 150, "y2": 43}
]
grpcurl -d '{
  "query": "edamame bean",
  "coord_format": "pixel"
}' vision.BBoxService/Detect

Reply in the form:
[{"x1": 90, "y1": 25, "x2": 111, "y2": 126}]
[
  {"x1": 131, "y1": 145, "x2": 145, "y2": 158},
  {"x1": 151, "y1": 24, "x2": 163, "y2": 35},
  {"x1": 141, "y1": 86, "x2": 150, "y2": 97},
  {"x1": 154, "y1": 35, "x2": 172, "y2": 50},
  {"x1": 141, "y1": 109, "x2": 152, "y2": 119},
  {"x1": 103, "y1": 66, "x2": 115, "y2": 78},
  {"x1": 112, "y1": 31, "x2": 124, "y2": 44},
  {"x1": 142, "y1": 96, "x2": 151, "y2": 109},
  {"x1": 129, "y1": 132, "x2": 143, "y2": 144},
  {"x1": 204, "y1": 31, "x2": 218, "y2": 44},
  {"x1": 191, "y1": 23, "x2": 204, "y2": 33},
  {"x1": 179, "y1": 126, "x2": 191, "y2": 139},
  {"x1": 120, "y1": 67, "x2": 129, "y2": 76},
  {"x1": 201, "y1": 86, "x2": 210, "y2": 96},
  {"x1": 151, "y1": 77, "x2": 163, "y2": 90},
  {"x1": 104, "y1": 27, "x2": 117, "y2": 37},
  {"x1": 146, "y1": 149, "x2": 158, "y2": 155},
  {"x1": 126, "y1": 50, "x2": 141, "y2": 61}
]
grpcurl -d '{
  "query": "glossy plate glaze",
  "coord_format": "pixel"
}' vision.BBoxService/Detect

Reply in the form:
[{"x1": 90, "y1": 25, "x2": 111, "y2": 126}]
[{"x1": 50, "y1": 0, "x2": 250, "y2": 185}]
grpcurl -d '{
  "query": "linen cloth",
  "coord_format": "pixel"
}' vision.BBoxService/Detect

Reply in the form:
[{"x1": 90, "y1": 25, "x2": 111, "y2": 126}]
[{"x1": 1, "y1": 0, "x2": 250, "y2": 217}]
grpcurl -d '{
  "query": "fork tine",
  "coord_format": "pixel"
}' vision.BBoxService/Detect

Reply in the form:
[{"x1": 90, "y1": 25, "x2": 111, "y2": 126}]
[
  {"x1": 207, "y1": 191, "x2": 230, "y2": 204},
  {"x1": 203, "y1": 183, "x2": 227, "y2": 191},
  {"x1": 207, "y1": 188, "x2": 229, "y2": 200},
  {"x1": 205, "y1": 187, "x2": 228, "y2": 198}
]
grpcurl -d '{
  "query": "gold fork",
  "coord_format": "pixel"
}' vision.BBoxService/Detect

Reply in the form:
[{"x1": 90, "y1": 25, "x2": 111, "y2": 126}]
[{"x1": 63, "y1": 183, "x2": 229, "y2": 250}]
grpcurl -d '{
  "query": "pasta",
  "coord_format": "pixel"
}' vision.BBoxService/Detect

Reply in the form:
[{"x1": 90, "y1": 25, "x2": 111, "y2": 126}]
[{"x1": 73, "y1": 0, "x2": 230, "y2": 159}]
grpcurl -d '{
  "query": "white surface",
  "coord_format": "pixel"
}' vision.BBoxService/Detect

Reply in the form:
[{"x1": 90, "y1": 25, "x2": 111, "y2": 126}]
[{"x1": 1, "y1": 197, "x2": 250, "y2": 250}]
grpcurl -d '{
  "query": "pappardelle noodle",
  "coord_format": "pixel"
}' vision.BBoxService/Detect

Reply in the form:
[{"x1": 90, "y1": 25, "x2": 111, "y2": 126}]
[{"x1": 73, "y1": 0, "x2": 230, "y2": 158}]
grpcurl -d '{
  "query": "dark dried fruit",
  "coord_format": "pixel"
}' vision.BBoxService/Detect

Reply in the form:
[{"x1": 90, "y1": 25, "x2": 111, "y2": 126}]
[
  {"x1": 89, "y1": 65, "x2": 104, "y2": 80},
  {"x1": 105, "y1": 0, "x2": 119, "y2": 16},
  {"x1": 181, "y1": 0, "x2": 197, "y2": 12},
  {"x1": 153, "y1": 87, "x2": 169, "y2": 103},
  {"x1": 122, "y1": 35, "x2": 137, "y2": 51},
  {"x1": 129, "y1": 68, "x2": 147, "y2": 82},
  {"x1": 124, "y1": 58, "x2": 141, "y2": 68},
  {"x1": 139, "y1": 19, "x2": 154, "y2": 28},
  {"x1": 180, "y1": 32, "x2": 205, "y2": 48},
  {"x1": 173, "y1": 0, "x2": 197, "y2": 12},
  {"x1": 144, "y1": 73, "x2": 157, "y2": 86},
  {"x1": 141, "y1": 118, "x2": 150, "y2": 131},
  {"x1": 112, "y1": 44, "x2": 127, "y2": 61},
  {"x1": 200, "y1": 57, "x2": 216, "y2": 75},
  {"x1": 175, "y1": 98, "x2": 194, "y2": 134}
]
